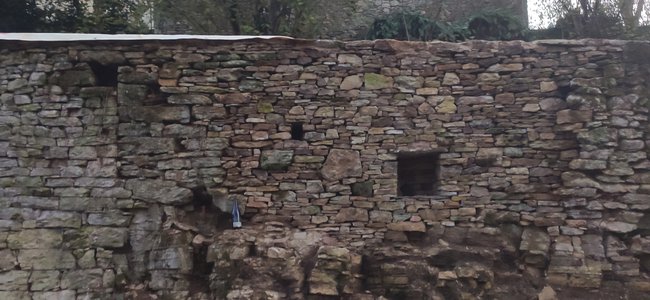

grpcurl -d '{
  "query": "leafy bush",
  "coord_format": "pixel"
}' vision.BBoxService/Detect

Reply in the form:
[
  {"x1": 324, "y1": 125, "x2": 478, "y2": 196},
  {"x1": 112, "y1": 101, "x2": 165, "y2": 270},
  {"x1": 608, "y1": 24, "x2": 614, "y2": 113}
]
[
  {"x1": 467, "y1": 10, "x2": 526, "y2": 40},
  {"x1": 366, "y1": 9, "x2": 525, "y2": 42},
  {"x1": 366, "y1": 12, "x2": 445, "y2": 41}
]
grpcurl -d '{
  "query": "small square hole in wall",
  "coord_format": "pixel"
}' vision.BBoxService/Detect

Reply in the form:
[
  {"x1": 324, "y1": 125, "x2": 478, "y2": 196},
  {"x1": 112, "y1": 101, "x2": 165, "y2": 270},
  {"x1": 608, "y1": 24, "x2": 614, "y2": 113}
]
[
  {"x1": 291, "y1": 122, "x2": 304, "y2": 140},
  {"x1": 88, "y1": 61, "x2": 119, "y2": 87},
  {"x1": 397, "y1": 152, "x2": 440, "y2": 196}
]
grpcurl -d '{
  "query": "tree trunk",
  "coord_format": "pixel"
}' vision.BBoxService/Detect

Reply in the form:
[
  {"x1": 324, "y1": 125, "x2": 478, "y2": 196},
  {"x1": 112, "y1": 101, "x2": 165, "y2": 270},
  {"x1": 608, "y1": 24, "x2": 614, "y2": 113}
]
[
  {"x1": 619, "y1": 0, "x2": 646, "y2": 30},
  {"x1": 225, "y1": 0, "x2": 241, "y2": 34}
]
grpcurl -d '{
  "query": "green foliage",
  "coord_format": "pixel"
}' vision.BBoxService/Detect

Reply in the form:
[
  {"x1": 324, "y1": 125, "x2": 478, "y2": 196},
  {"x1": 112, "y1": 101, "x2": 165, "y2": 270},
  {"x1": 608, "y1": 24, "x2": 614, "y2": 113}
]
[
  {"x1": 366, "y1": 10, "x2": 525, "y2": 42},
  {"x1": 366, "y1": 12, "x2": 441, "y2": 41},
  {"x1": 467, "y1": 10, "x2": 526, "y2": 40},
  {"x1": 534, "y1": 0, "x2": 649, "y2": 39},
  {"x1": 154, "y1": 0, "x2": 356, "y2": 38},
  {"x1": 80, "y1": 0, "x2": 152, "y2": 33},
  {"x1": 38, "y1": 0, "x2": 86, "y2": 32},
  {"x1": 366, "y1": 12, "x2": 470, "y2": 41},
  {"x1": 0, "y1": 0, "x2": 150, "y2": 33},
  {"x1": 0, "y1": 0, "x2": 41, "y2": 32}
]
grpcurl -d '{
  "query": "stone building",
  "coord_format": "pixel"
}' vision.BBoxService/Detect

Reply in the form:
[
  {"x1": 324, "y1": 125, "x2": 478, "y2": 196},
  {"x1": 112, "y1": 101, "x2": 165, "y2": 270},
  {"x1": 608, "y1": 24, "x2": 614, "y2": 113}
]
[{"x1": 0, "y1": 34, "x2": 649, "y2": 299}]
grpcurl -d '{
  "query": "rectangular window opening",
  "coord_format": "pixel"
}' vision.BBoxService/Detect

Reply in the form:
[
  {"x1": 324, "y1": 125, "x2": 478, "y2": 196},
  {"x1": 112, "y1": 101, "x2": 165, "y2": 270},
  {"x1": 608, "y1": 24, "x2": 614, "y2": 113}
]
[
  {"x1": 291, "y1": 122, "x2": 304, "y2": 140},
  {"x1": 397, "y1": 152, "x2": 440, "y2": 196}
]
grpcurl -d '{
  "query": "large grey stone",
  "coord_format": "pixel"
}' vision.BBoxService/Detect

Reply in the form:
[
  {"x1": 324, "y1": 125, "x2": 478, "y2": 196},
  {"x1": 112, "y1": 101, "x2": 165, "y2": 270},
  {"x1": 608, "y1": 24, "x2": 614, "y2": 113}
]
[
  {"x1": 32, "y1": 291, "x2": 76, "y2": 300},
  {"x1": 562, "y1": 171, "x2": 601, "y2": 188},
  {"x1": 569, "y1": 159, "x2": 607, "y2": 170},
  {"x1": 601, "y1": 221, "x2": 637, "y2": 233},
  {"x1": 577, "y1": 127, "x2": 616, "y2": 145},
  {"x1": 338, "y1": 54, "x2": 363, "y2": 66},
  {"x1": 58, "y1": 67, "x2": 96, "y2": 87},
  {"x1": 0, "y1": 271, "x2": 29, "y2": 291},
  {"x1": 36, "y1": 211, "x2": 81, "y2": 228},
  {"x1": 340, "y1": 75, "x2": 363, "y2": 90},
  {"x1": 117, "y1": 83, "x2": 147, "y2": 105},
  {"x1": 148, "y1": 247, "x2": 193, "y2": 274},
  {"x1": 7, "y1": 78, "x2": 28, "y2": 91},
  {"x1": 0, "y1": 250, "x2": 17, "y2": 271},
  {"x1": 87, "y1": 211, "x2": 132, "y2": 226},
  {"x1": 556, "y1": 109, "x2": 592, "y2": 124},
  {"x1": 520, "y1": 227, "x2": 550, "y2": 266},
  {"x1": 308, "y1": 246, "x2": 352, "y2": 296},
  {"x1": 192, "y1": 106, "x2": 227, "y2": 120},
  {"x1": 162, "y1": 124, "x2": 206, "y2": 138},
  {"x1": 539, "y1": 98, "x2": 567, "y2": 111},
  {"x1": 17, "y1": 249, "x2": 76, "y2": 270},
  {"x1": 487, "y1": 63, "x2": 523, "y2": 72},
  {"x1": 60, "y1": 269, "x2": 103, "y2": 290},
  {"x1": 0, "y1": 292, "x2": 30, "y2": 300},
  {"x1": 29, "y1": 271, "x2": 61, "y2": 291},
  {"x1": 127, "y1": 179, "x2": 193, "y2": 205},
  {"x1": 125, "y1": 105, "x2": 191, "y2": 123},
  {"x1": 387, "y1": 221, "x2": 426, "y2": 232},
  {"x1": 260, "y1": 150, "x2": 294, "y2": 170},
  {"x1": 85, "y1": 227, "x2": 128, "y2": 248},
  {"x1": 118, "y1": 137, "x2": 176, "y2": 155},
  {"x1": 321, "y1": 149, "x2": 362, "y2": 181},
  {"x1": 79, "y1": 50, "x2": 126, "y2": 65},
  {"x1": 167, "y1": 94, "x2": 212, "y2": 105},
  {"x1": 7, "y1": 229, "x2": 62, "y2": 249},
  {"x1": 333, "y1": 207, "x2": 368, "y2": 222}
]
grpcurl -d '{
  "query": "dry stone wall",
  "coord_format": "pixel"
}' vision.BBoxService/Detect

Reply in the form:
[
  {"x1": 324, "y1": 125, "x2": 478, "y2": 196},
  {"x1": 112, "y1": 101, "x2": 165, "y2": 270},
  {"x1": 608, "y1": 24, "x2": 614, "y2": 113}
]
[{"x1": 0, "y1": 37, "x2": 649, "y2": 299}]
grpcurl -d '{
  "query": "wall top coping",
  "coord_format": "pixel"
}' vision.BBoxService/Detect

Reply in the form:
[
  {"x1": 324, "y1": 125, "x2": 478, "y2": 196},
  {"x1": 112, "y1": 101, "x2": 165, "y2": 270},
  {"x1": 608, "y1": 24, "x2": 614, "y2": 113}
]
[
  {"x1": 0, "y1": 33, "x2": 291, "y2": 41},
  {"x1": 0, "y1": 33, "x2": 648, "y2": 53}
]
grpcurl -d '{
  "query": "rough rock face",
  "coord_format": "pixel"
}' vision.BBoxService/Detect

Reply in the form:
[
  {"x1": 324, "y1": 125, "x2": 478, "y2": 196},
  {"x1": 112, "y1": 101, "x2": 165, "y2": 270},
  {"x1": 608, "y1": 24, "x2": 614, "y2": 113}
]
[
  {"x1": 0, "y1": 38, "x2": 650, "y2": 299},
  {"x1": 321, "y1": 149, "x2": 363, "y2": 181}
]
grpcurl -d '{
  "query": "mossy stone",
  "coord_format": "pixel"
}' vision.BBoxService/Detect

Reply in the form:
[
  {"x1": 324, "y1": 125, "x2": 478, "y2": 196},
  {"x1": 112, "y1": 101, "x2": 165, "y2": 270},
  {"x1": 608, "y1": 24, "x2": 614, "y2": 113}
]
[
  {"x1": 364, "y1": 73, "x2": 393, "y2": 90},
  {"x1": 257, "y1": 101, "x2": 274, "y2": 113}
]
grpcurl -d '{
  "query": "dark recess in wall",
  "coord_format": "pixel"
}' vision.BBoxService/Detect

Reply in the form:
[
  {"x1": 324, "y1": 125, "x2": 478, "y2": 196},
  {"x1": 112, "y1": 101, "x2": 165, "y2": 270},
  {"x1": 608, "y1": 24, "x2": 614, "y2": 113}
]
[
  {"x1": 398, "y1": 152, "x2": 440, "y2": 196},
  {"x1": 88, "y1": 61, "x2": 119, "y2": 86},
  {"x1": 291, "y1": 122, "x2": 304, "y2": 140}
]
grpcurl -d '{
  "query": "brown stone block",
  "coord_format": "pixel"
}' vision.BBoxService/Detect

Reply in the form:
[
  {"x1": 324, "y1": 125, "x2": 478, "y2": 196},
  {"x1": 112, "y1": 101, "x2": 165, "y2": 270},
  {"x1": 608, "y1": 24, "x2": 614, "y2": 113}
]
[
  {"x1": 556, "y1": 109, "x2": 593, "y2": 124},
  {"x1": 387, "y1": 221, "x2": 426, "y2": 232}
]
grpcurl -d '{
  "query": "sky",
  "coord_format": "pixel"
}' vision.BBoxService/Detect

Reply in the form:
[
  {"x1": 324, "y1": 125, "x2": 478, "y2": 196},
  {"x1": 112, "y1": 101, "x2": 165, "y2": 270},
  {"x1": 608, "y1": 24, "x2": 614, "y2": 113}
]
[{"x1": 528, "y1": 0, "x2": 546, "y2": 29}]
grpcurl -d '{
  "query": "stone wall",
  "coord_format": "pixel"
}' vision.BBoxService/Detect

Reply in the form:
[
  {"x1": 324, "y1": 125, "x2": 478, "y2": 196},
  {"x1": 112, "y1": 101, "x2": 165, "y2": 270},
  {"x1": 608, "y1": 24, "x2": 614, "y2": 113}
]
[{"x1": 0, "y1": 37, "x2": 649, "y2": 299}]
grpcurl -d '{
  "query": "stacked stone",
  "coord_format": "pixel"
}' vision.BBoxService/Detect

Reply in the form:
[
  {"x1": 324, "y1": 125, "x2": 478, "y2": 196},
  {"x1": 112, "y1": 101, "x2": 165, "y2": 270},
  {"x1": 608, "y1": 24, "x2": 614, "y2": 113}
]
[
  {"x1": 0, "y1": 38, "x2": 649, "y2": 299},
  {"x1": 0, "y1": 47, "x2": 129, "y2": 299},
  {"x1": 545, "y1": 41, "x2": 650, "y2": 289}
]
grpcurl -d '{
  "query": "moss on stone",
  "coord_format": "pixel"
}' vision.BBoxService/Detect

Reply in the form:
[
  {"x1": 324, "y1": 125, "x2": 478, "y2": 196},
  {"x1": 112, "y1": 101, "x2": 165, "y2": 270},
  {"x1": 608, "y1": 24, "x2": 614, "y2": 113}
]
[
  {"x1": 364, "y1": 73, "x2": 393, "y2": 90},
  {"x1": 257, "y1": 101, "x2": 274, "y2": 113}
]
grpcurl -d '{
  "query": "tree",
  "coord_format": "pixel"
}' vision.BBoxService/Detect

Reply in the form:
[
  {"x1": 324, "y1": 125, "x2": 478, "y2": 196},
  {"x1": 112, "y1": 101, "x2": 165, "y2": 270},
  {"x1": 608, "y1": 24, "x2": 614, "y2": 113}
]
[
  {"x1": 82, "y1": 0, "x2": 152, "y2": 33},
  {"x1": 0, "y1": 0, "x2": 151, "y2": 33},
  {"x1": 152, "y1": 0, "x2": 356, "y2": 38},
  {"x1": 0, "y1": 0, "x2": 41, "y2": 32},
  {"x1": 39, "y1": 0, "x2": 86, "y2": 32},
  {"x1": 536, "y1": 0, "x2": 649, "y2": 38},
  {"x1": 619, "y1": 0, "x2": 647, "y2": 31}
]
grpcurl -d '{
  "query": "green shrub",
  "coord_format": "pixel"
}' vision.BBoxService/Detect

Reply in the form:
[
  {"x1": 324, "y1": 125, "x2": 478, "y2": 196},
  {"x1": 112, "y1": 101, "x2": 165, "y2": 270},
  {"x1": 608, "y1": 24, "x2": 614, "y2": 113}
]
[
  {"x1": 366, "y1": 9, "x2": 525, "y2": 42},
  {"x1": 366, "y1": 12, "x2": 444, "y2": 41},
  {"x1": 467, "y1": 10, "x2": 526, "y2": 40}
]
